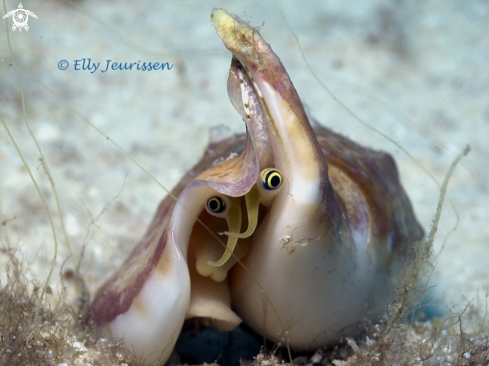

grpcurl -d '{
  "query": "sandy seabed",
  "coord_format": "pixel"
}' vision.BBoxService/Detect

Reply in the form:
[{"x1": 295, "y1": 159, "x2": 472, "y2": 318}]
[{"x1": 0, "y1": 0, "x2": 488, "y2": 364}]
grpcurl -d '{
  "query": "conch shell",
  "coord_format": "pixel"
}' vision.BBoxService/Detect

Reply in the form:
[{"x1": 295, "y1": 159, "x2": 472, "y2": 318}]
[{"x1": 87, "y1": 9, "x2": 423, "y2": 365}]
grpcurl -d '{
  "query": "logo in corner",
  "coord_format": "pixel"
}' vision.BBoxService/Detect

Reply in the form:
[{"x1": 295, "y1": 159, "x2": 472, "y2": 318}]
[{"x1": 3, "y1": 3, "x2": 38, "y2": 32}]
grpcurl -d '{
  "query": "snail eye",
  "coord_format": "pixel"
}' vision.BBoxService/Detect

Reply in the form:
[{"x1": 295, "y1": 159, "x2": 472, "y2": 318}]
[
  {"x1": 206, "y1": 196, "x2": 226, "y2": 213},
  {"x1": 262, "y1": 169, "x2": 283, "y2": 190}
]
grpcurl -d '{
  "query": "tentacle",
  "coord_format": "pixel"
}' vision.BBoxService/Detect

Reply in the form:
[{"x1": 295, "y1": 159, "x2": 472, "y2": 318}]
[{"x1": 224, "y1": 184, "x2": 260, "y2": 239}]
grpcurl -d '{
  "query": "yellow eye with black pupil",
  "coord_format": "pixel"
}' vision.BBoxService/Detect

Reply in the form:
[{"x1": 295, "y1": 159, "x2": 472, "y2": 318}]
[
  {"x1": 207, "y1": 196, "x2": 226, "y2": 213},
  {"x1": 263, "y1": 170, "x2": 282, "y2": 190}
]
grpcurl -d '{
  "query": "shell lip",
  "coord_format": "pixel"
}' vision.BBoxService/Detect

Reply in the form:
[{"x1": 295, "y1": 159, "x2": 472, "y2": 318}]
[{"x1": 190, "y1": 127, "x2": 260, "y2": 198}]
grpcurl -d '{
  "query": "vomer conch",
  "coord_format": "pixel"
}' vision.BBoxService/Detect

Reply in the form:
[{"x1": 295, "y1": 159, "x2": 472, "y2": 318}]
[{"x1": 87, "y1": 9, "x2": 424, "y2": 365}]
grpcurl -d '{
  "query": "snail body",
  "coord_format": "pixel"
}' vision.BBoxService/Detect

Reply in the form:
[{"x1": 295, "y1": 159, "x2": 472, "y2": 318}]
[{"x1": 88, "y1": 9, "x2": 423, "y2": 365}]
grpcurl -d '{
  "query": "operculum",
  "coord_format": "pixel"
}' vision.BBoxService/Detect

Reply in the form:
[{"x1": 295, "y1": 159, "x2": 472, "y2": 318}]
[
  {"x1": 227, "y1": 57, "x2": 274, "y2": 171},
  {"x1": 212, "y1": 9, "x2": 335, "y2": 213}
]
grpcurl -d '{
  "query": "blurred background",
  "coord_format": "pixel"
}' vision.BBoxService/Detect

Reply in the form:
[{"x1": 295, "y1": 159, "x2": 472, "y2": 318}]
[{"x1": 0, "y1": 0, "x2": 488, "y2": 350}]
